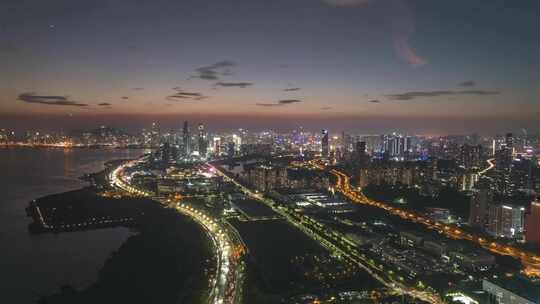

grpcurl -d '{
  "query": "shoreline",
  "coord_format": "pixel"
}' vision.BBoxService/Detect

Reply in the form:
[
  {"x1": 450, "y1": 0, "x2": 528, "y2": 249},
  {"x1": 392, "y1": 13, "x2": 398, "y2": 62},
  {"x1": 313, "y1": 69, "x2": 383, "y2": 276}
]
[
  {"x1": 27, "y1": 164, "x2": 213, "y2": 303},
  {"x1": 0, "y1": 144, "x2": 152, "y2": 150}
]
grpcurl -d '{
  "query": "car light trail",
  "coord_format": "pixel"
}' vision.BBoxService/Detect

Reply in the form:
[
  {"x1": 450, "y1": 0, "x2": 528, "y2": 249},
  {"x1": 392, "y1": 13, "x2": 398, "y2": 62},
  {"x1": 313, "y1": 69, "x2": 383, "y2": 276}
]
[
  {"x1": 478, "y1": 158, "x2": 496, "y2": 175},
  {"x1": 109, "y1": 160, "x2": 244, "y2": 304}
]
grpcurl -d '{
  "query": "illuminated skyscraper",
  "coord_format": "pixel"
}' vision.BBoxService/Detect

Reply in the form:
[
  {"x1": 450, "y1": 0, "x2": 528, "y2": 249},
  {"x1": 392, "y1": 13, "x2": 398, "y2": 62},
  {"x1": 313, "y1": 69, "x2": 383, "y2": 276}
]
[
  {"x1": 232, "y1": 134, "x2": 242, "y2": 152},
  {"x1": 321, "y1": 129, "x2": 329, "y2": 158},
  {"x1": 213, "y1": 136, "x2": 221, "y2": 156},
  {"x1": 487, "y1": 203, "x2": 525, "y2": 238},
  {"x1": 404, "y1": 136, "x2": 412, "y2": 158},
  {"x1": 355, "y1": 141, "x2": 366, "y2": 156},
  {"x1": 182, "y1": 121, "x2": 191, "y2": 156},
  {"x1": 198, "y1": 123, "x2": 207, "y2": 157},
  {"x1": 469, "y1": 179, "x2": 492, "y2": 228},
  {"x1": 342, "y1": 131, "x2": 352, "y2": 153},
  {"x1": 493, "y1": 133, "x2": 515, "y2": 195},
  {"x1": 382, "y1": 133, "x2": 408, "y2": 158},
  {"x1": 150, "y1": 122, "x2": 160, "y2": 147},
  {"x1": 460, "y1": 144, "x2": 483, "y2": 169},
  {"x1": 496, "y1": 134, "x2": 514, "y2": 171}
]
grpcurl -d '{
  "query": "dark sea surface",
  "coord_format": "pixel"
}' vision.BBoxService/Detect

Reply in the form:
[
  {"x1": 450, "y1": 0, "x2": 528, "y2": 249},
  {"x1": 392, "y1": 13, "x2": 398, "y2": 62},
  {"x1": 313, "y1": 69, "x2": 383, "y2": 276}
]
[{"x1": 0, "y1": 147, "x2": 146, "y2": 303}]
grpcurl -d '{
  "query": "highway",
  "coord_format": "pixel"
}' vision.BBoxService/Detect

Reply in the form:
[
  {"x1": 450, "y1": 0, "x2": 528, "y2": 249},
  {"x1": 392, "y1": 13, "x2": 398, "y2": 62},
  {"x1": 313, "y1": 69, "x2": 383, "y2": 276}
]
[
  {"x1": 109, "y1": 160, "x2": 244, "y2": 304},
  {"x1": 175, "y1": 203, "x2": 245, "y2": 304},
  {"x1": 307, "y1": 159, "x2": 540, "y2": 278},
  {"x1": 210, "y1": 164, "x2": 444, "y2": 304}
]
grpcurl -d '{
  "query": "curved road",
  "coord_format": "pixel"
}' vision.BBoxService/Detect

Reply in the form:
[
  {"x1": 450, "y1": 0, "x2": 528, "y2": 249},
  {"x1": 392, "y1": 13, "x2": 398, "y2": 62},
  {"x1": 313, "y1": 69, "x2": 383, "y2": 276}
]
[
  {"x1": 478, "y1": 158, "x2": 496, "y2": 175},
  {"x1": 109, "y1": 160, "x2": 244, "y2": 304}
]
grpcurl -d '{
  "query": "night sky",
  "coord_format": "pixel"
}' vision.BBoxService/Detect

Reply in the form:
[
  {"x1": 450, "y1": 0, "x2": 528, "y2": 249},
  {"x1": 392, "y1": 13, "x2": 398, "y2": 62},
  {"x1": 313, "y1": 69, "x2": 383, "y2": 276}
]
[{"x1": 1, "y1": 0, "x2": 539, "y2": 134}]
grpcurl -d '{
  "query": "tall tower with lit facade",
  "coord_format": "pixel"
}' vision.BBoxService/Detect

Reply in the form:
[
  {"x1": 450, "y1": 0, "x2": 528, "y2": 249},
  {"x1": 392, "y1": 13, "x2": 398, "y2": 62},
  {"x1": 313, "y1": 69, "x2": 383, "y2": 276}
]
[
  {"x1": 321, "y1": 129, "x2": 329, "y2": 158},
  {"x1": 182, "y1": 121, "x2": 191, "y2": 156},
  {"x1": 198, "y1": 123, "x2": 207, "y2": 157},
  {"x1": 150, "y1": 122, "x2": 160, "y2": 147}
]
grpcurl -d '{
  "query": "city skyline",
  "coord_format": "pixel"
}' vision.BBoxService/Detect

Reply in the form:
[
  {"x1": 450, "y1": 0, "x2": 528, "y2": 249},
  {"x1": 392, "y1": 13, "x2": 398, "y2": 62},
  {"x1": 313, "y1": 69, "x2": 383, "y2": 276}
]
[
  {"x1": 2, "y1": 112, "x2": 539, "y2": 136},
  {"x1": 5, "y1": 1, "x2": 540, "y2": 304},
  {"x1": 2, "y1": 0, "x2": 540, "y2": 133}
]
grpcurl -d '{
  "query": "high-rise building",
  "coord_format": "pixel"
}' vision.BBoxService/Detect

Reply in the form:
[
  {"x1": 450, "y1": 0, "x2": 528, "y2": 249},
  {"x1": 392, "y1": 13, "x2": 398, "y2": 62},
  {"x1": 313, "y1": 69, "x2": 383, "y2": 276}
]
[
  {"x1": 487, "y1": 203, "x2": 525, "y2": 238},
  {"x1": 182, "y1": 121, "x2": 191, "y2": 156},
  {"x1": 495, "y1": 149, "x2": 512, "y2": 172},
  {"x1": 493, "y1": 134, "x2": 514, "y2": 195},
  {"x1": 469, "y1": 179, "x2": 492, "y2": 228},
  {"x1": 460, "y1": 172, "x2": 479, "y2": 191},
  {"x1": 232, "y1": 134, "x2": 242, "y2": 152},
  {"x1": 382, "y1": 133, "x2": 407, "y2": 158},
  {"x1": 150, "y1": 122, "x2": 160, "y2": 147},
  {"x1": 404, "y1": 136, "x2": 412, "y2": 158},
  {"x1": 460, "y1": 144, "x2": 483, "y2": 169},
  {"x1": 227, "y1": 142, "x2": 235, "y2": 158},
  {"x1": 525, "y1": 201, "x2": 540, "y2": 245},
  {"x1": 321, "y1": 129, "x2": 329, "y2": 158},
  {"x1": 495, "y1": 133, "x2": 514, "y2": 171},
  {"x1": 505, "y1": 132, "x2": 514, "y2": 150},
  {"x1": 198, "y1": 123, "x2": 207, "y2": 157},
  {"x1": 161, "y1": 142, "x2": 171, "y2": 164},
  {"x1": 483, "y1": 280, "x2": 534, "y2": 304},
  {"x1": 509, "y1": 158, "x2": 534, "y2": 191},
  {"x1": 342, "y1": 131, "x2": 353, "y2": 153},
  {"x1": 355, "y1": 141, "x2": 368, "y2": 166},
  {"x1": 213, "y1": 136, "x2": 221, "y2": 156},
  {"x1": 355, "y1": 141, "x2": 366, "y2": 156}
]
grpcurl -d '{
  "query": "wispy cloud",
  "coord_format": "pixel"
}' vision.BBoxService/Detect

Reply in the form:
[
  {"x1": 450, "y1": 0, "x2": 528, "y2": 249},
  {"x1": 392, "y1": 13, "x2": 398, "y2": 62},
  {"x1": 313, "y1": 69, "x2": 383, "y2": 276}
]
[
  {"x1": 386, "y1": 90, "x2": 501, "y2": 101},
  {"x1": 367, "y1": 99, "x2": 381, "y2": 103},
  {"x1": 193, "y1": 60, "x2": 236, "y2": 80},
  {"x1": 320, "y1": 106, "x2": 333, "y2": 110},
  {"x1": 166, "y1": 88, "x2": 208, "y2": 101},
  {"x1": 390, "y1": 0, "x2": 427, "y2": 67},
  {"x1": 458, "y1": 81, "x2": 475, "y2": 87},
  {"x1": 394, "y1": 36, "x2": 427, "y2": 67},
  {"x1": 255, "y1": 99, "x2": 303, "y2": 107},
  {"x1": 284, "y1": 87, "x2": 301, "y2": 91},
  {"x1": 132, "y1": 87, "x2": 144, "y2": 91},
  {"x1": 321, "y1": 0, "x2": 426, "y2": 67},
  {"x1": 215, "y1": 82, "x2": 253, "y2": 88},
  {"x1": 97, "y1": 102, "x2": 112, "y2": 106},
  {"x1": 167, "y1": 94, "x2": 191, "y2": 99},
  {"x1": 121, "y1": 96, "x2": 129, "y2": 100},
  {"x1": 460, "y1": 90, "x2": 500, "y2": 95},
  {"x1": 17, "y1": 92, "x2": 88, "y2": 107},
  {"x1": 279, "y1": 99, "x2": 302, "y2": 104},
  {"x1": 255, "y1": 103, "x2": 283, "y2": 107},
  {"x1": 174, "y1": 92, "x2": 203, "y2": 97}
]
